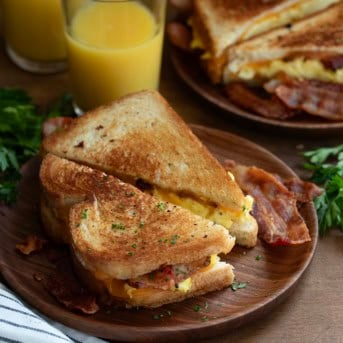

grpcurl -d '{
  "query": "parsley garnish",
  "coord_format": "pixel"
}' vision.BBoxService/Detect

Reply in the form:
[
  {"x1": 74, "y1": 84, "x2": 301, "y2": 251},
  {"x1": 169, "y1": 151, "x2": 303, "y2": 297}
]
[
  {"x1": 231, "y1": 281, "x2": 247, "y2": 292},
  {"x1": 81, "y1": 209, "x2": 88, "y2": 219},
  {"x1": 303, "y1": 145, "x2": 343, "y2": 235},
  {"x1": 157, "y1": 202, "x2": 166, "y2": 211},
  {"x1": 170, "y1": 234, "x2": 180, "y2": 245},
  {"x1": 152, "y1": 310, "x2": 172, "y2": 320},
  {"x1": 127, "y1": 251, "x2": 134, "y2": 256},
  {"x1": 255, "y1": 255, "x2": 262, "y2": 261},
  {"x1": 139, "y1": 221, "x2": 145, "y2": 228},
  {"x1": 193, "y1": 305, "x2": 201, "y2": 312},
  {"x1": 0, "y1": 89, "x2": 75, "y2": 203},
  {"x1": 112, "y1": 223, "x2": 126, "y2": 230},
  {"x1": 131, "y1": 243, "x2": 137, "y2": 249},
  {"x1": 125, "y1": 191, "x2": 135, "y2": 197}
]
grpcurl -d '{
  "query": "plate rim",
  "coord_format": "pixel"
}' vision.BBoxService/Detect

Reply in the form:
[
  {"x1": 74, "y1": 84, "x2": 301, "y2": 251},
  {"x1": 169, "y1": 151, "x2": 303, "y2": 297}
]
[
  {"x1": 170, "y1": 47, "x2": 343, "y2": 132},
  {"x1": 0, "y1": 125, "x2": 318, "y2": 341}
]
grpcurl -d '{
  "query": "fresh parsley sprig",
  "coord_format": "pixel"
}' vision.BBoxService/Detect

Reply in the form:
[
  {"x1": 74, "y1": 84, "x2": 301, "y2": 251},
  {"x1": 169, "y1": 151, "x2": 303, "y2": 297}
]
[
  {"x1": 0, "y1": 88, "x2": 75, "y2": 204},
  {"x1": 303, "y1": 145, "x2": 343, "y2": 235}
]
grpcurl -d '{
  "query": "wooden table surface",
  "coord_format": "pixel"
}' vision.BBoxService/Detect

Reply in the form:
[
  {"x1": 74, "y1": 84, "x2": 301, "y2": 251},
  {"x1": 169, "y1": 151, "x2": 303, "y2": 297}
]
[{"x1": 0, "y1": 37, "x2": 342, "y2": 343}]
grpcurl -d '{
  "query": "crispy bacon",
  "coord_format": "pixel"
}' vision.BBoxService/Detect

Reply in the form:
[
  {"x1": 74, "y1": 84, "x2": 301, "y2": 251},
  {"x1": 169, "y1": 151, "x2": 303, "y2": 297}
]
[
  {"x1": 128, "y1": 257, "x2": 209, "y2": 290},
  {"x1": 42, "y1": 117, "x2": 74, "y2": 138},
  {"x1": 167, "y1": 22, "x2": 192, "y2": 51},
  {"x1": 224, "y1": 160, "x2": 312, "y2": 246},
  {"x1": 283, "y1": 178, "x2": 323, "y2": 203},
  {"x1": 225, "y1": 83, "x2": 296, "y2": 119},
  {"x1": 16, "y1": 235, "x2": 47, "y2": 255},
  {"x1": 321, "y1": 55, "x2": 343, "y2": 71},
  {"x1": 264, "y1": 78, "x2": 343, "y2": 121},
  {"x1": 44, "y1": 273, "x2": 99, "y2": 314}
]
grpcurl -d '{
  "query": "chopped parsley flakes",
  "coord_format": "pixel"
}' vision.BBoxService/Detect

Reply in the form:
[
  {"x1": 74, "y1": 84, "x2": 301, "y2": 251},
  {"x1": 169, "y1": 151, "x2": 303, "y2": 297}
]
[
  {"x1": 139, "y1": 221, "x2": 145, "y2": 228},
  {"x1": 255, "y1": 255, "x2": 262, "y2": 261},
  {"x1": 81, "y1": 209, "x2": 88, "y2": 219},
  {"x1": 170, "y1": 234, "x2": 180, "y2": 245},
  {"x1": 112, "y1": 223, "x2": 126, "y2": 230},
  {"x1": 231, "y1": 281, "x2": 247, "y2": 291},
  {"x1": 157, "y1": 202, "x2": 166, "y2": 211}
]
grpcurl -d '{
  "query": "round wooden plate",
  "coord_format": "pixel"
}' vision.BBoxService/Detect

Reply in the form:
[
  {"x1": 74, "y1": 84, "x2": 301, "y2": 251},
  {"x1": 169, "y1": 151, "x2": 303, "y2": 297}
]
[
  {"x1": 0, "y1": 125, "x2": 317, "y2": 342},
  {"x1": 171, "y1": 47, "x2": 343, "y2": 134}
]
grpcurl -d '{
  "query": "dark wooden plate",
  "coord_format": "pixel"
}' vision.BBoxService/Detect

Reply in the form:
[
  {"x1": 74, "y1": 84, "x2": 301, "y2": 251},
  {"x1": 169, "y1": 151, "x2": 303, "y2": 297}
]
[
  {"x1": 0, "y1": 125, "x2": 317, "y2": 342},
  {"x1": 171, "y1": 47, "x2": 343, "y2": 134}
]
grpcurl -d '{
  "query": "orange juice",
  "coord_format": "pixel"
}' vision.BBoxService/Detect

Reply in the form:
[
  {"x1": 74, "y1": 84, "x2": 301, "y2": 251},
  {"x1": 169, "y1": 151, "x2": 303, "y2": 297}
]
[
  {"x1": 65, "y1": 1, "x2": 165, "y2": 111},
  {"x1": 2, "y1": 0, "x2": 66, "y2": 62}
]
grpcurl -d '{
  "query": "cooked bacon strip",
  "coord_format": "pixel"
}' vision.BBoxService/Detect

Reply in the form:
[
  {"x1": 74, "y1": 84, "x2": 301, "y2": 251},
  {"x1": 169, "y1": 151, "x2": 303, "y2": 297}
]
[
  {"x1": 16, "y1": 235, "x2": 47, "y2": 255},
  {"x1": 223, "y1": 160, "x2": 312, "y2": 246},
  {"x1": 321, "y1": 55, "x2": 343, "y2": 71},
  {"x1": 225, "y1": 83, "x2": 296, "y2": 119},
  {"x1": 167, "y1": 22, "x2": 192, "y2": 51},
  {"x1": 265, "y1": 78, "x2": 343, "y2": 121},
  {"x1": 129, "y1": 257, "x2": 209, "y2": 290},
  {"x1": 42, "y1": 117, "x2": 74, "y2": 138},
  {"x1": 44, "y1": 273, "x2": 99, "y2": 314},
  {"x1": 283, "y1": 178, "x2": 323, "y2": 203}
]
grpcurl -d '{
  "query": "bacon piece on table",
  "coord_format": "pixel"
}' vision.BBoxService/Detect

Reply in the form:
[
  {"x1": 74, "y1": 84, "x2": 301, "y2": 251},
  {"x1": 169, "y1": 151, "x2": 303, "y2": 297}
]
[
  {"x1": 223, "y1": 160, "x2": 316, "y2": 246},
  {"x1": 42, "y1": 116, "x2": 74, "y2": 138},
  {"x1": 225, "y1": 83, "x2": 296, "y2": 119},
  {"x1": 264, "y1": 78, "x2": 343, "y2": 121}
]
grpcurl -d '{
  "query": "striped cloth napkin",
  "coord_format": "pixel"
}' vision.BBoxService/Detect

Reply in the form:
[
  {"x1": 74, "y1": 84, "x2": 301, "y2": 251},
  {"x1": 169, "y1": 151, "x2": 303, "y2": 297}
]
[{"x1": 0, "y1": 283, "x2": 107, "y2": 343}]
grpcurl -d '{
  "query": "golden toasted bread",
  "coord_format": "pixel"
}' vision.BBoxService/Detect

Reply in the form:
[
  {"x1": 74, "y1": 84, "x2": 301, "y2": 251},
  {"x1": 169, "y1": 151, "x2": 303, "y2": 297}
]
[
  {"x1": 223, "y1": 2, "x2": 343, "y2": 83},
  {"x1": 69, "y1": 191, "x2": 235, "y2": 308},
  {"x1": 191, "y1": 0, "x2": 339, "y2": 83},
  {"x1": 42, "y1": 91, "x2": 256, "y2": 247},
  {"x1": 70, "y1": 195, "x2": 235, "y2": 280}
]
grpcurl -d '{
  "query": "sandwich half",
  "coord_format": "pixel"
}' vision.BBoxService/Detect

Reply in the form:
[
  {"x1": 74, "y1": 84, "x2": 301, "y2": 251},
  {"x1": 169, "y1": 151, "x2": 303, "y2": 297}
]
[
  {"x1": 223, "y1": 2, "x2": 343, "y2": 119},
  {"x1": 68, "y1": 170, "x2": 235, "y2": 308},
  {"x1": 42, "y1": 90, "x2": 257, "y2": 247},
  {"x1": 191, "y1": 0, "x2": 339, "y2": 83}
]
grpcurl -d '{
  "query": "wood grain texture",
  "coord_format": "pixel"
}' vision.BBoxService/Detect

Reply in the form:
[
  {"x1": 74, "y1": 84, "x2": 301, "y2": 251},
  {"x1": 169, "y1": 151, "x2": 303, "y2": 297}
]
[
  {"x1": 0, "y1": 126, "x2": 317, "y2": 342},
  {"x1": 170, "y1": 47, "x2": 343, "y2": 134}
]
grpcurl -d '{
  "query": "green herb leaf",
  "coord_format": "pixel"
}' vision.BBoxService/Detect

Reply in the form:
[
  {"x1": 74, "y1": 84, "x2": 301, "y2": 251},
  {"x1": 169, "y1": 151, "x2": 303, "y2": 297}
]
[
  {"x1": 303, "y1": 145, "x2": 343, "y2": 235},
  {"x1": 231, "y1": 281, "x2": 247, "y2": 292}
]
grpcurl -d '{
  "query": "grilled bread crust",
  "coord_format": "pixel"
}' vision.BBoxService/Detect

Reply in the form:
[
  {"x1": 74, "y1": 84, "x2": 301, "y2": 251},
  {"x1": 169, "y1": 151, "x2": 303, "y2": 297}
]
[
  {"x1": 72, "y1": 251, "x2": 234, "y2": 308},
  {"x1": 40, "y1": 153, "x2": 116, "y2": 243},
  {"x1": 42, "y1": 90, "x2": 245, "y2": 213},
  {"x1": 70, "y1": 194, "x2": 235, "y2": 280},
  {"x1": 192, "y1": 0, "x2": 339, "y2": 83},
  {"x1": 224, "y1": 2, "x2": 343, "y2": 82}
]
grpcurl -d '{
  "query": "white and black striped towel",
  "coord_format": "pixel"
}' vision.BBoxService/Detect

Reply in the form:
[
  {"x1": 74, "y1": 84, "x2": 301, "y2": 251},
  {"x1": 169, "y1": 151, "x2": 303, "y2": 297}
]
[{"x1": 0, "y1": 283, "x2": 107, "y2": 343}]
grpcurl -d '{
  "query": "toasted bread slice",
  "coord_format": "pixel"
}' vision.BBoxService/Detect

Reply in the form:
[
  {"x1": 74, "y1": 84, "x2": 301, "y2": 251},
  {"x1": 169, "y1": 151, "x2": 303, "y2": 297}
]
[
  {"x1": 191, "y1": 0, "x2": 339, "y2": 83},
  {"x1": 40, "y1": 153, "x2": 115, "y2": 243},
  {"x1": 42, "y1": 91, "x2": 256, "y2": 247},
  {"x1": 69, "y1": 192, "x2": 235, "y2": 308},
  {"x1": 223, "y1": 2, "x2": 343, "y2": 83},
  {"x1": 70, "y1": 195, "x2": 235, "y2": 280}
]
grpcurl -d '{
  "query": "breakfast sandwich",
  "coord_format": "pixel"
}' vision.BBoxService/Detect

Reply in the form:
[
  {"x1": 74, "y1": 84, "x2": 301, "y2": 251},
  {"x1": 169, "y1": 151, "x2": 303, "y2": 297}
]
[
  {"x1": 42, "y1": 90, "x2": 257, "y2": 247},
  {"x1": 224, "y1": 2, "x2": 343, "y2": 120},
  {"x1": 190, "y1": 0, "x2": 339, "y2": 83},
  {"x1": 40, "y1": 155, "x2": 236, "y2": 308}
]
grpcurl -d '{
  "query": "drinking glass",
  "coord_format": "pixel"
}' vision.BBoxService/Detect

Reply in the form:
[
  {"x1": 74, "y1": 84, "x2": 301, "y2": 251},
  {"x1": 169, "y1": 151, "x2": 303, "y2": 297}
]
[
  {"x1": 62, "y1": 0, "x2": 166, "y2": 113},
  {"x1": 2, "y1": 0, "x2": 67, "y2": 73}
]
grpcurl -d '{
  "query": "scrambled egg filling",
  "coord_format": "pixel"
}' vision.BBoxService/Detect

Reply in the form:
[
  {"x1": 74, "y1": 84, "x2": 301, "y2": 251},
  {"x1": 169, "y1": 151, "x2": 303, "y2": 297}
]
[
  {"x1": 94, "y1": 254, "x2": 219, "y2": 299},
  {"x1": 236, "y1": 58, "x2": 343, "y2": 84}
]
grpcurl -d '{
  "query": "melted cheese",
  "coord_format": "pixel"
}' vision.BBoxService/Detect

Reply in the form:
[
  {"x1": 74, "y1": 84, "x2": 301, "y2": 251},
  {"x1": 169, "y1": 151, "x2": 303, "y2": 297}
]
[
  {"x1": 152, "y1": 188, "x2": 235, "y2": 229},
  {"x1": 241, "y1": 0, "x2": 338, "y2": 41},
  {"x1": 237, "y1": 58, "x2": 343, "y2": 84},
  {"x1": 94, "y1": 254, "x2": 219, "y2": 299}
]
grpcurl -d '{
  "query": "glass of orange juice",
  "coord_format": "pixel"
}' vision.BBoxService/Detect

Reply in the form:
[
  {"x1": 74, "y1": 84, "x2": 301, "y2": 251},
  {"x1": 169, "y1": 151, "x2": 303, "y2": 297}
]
[
  {"x1": 1, "y1": 0, "x2": 67, "y2": 73},
  {"x1": 62, "y1": 0, "x2": 166, "y2": 113}
]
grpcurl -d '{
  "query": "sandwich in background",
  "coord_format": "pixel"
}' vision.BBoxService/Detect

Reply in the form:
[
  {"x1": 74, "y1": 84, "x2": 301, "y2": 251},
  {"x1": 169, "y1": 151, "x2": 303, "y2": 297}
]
[
  {"x1": 224, "y1": 2, "x2": 343, "y2": 120},
  {"x1": 42, "y1": 90, "x2": 257, "y2": 247},
  {"x1": 190, "y1": 0, "x2": 340, "y2": 83}
]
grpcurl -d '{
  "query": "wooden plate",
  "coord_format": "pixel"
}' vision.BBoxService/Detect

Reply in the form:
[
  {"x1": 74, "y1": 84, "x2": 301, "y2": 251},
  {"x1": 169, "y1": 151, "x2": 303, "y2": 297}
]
[
  {"x1": 0, "y1": 125, "x2": 318, "y2": 342},
  {"x1": 171, "y1": 47, "x2": 343, "y2": 134}
]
